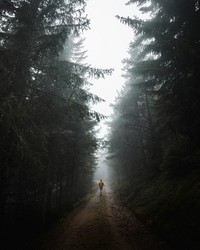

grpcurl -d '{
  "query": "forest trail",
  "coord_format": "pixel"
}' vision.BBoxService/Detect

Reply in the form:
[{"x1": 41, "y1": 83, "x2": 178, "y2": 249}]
[{"x1": 33, "y1": 185, "x2": 168, "y2": 250}]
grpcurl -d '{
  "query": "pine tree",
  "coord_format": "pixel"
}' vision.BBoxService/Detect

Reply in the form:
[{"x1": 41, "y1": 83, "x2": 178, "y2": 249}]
[
  {"x1": 0, "y1": 0, "x2": 113, "y2": 240},
  {"x1": 116, "y1": 0, "x2": 200, "y2": 175}
]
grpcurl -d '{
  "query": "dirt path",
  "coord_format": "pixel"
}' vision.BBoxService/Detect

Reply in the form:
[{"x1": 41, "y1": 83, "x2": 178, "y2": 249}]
[{"x1": 33, "y1": 186, "x2": 169, "y2": 250}]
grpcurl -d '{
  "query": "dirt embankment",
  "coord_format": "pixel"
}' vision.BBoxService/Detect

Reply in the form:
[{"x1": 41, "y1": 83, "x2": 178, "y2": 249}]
[{"x1": 31, "y1": 186, "x2": 169, "y2": 250}]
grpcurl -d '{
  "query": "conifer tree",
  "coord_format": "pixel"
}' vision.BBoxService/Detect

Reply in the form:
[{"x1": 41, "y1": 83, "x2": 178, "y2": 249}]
[
  {"x1": 115, "y1": 0, "x2": 200, "y2": 175},
  {"x1": 0, "y1": 0, "x2": 112, "y2": 238}
]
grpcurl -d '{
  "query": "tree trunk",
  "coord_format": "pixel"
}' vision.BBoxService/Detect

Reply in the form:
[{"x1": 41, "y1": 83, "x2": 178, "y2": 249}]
[{"x1": 41, "y1": 165, "x2": 51, "y2": 227}]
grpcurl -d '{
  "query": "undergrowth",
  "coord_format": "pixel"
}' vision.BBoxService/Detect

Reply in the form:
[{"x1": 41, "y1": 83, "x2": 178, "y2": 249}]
[{"x1": 112, "y1": 169, "x2": 200, "y2": 250}]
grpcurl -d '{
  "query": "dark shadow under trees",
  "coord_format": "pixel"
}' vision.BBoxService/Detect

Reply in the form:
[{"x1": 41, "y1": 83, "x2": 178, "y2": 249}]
[
  {"x1": 108, "y1": 1, "x2": 200, "y2": 249},
  {"x1": 0, "y1": 0, "x2": 113, "y2": 247}
]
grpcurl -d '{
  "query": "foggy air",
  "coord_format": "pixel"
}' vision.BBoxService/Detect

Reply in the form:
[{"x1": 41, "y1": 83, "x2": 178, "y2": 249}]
[{"x1": 1, "y1": 0, "x2": 200, "y2": 249}]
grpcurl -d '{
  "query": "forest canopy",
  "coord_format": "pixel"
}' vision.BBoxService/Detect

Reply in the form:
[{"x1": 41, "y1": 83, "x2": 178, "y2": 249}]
[
  {"x1": 0, "y1": 0, "x2": 112, "y2": 242},
  {"x1": 108, "y1": 0, "x2": 200, "y2": 248}
]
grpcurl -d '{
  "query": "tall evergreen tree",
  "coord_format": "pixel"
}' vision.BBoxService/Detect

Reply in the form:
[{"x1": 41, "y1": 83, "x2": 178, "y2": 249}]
[
  {"x1": 116, "y1": 0, "x2": 200, "y2": 174},
  {"x1": 0, "y1": 1, "x2": 113, "y2": 243},
  {"x1": 108, "y1": 1, "x2": 200, "y2": 248}
]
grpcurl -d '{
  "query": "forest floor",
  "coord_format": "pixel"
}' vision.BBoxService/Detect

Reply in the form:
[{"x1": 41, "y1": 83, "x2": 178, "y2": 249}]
[{"x1": 30, "y1": 186, "x2": 170, "y2": 250}]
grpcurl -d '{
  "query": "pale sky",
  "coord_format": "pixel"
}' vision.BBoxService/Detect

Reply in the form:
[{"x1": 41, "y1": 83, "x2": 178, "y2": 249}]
[{"x1": 84, "y1": 0, "x2": 140, "y2": 137}]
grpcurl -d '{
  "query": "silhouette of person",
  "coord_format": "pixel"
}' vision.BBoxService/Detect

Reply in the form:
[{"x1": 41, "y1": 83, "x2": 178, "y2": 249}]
[{"x1": 99, "y1": 179, "x2": 104, "y2": 196}]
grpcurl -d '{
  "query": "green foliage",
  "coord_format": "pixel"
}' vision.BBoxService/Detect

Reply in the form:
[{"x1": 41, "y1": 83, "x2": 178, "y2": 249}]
[
  {"x1": 0, "y1": 0, "x2": 112, "y2": 245},
  {"x1": 114, "y1": 171, "x2": 200, "y2": 249},
  {"x1": 108, "y1": 0, "x2": 200, "y2": 248}
]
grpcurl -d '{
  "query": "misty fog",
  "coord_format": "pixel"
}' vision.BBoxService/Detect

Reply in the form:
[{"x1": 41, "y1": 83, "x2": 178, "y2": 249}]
[{"x1": 1, "y1": 0, "x2": 200, "y2": 249}]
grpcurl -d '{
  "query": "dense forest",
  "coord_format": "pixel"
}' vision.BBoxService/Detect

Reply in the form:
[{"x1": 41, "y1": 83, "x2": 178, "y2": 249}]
[
  {"x1": 108, "y1": 0, "x2": 200, "y2": 249},
  {"x1": 1, "y1": 0, "x2": 200, "y2": 249},
  {"x1": 0, "y1": 0, "x2": 113, "y2": 246}
]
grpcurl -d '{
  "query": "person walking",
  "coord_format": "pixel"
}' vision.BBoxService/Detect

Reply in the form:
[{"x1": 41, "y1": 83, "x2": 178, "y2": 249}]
[{"x1": 99, "y1": 179, "x2": 104, "y2": 196}]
